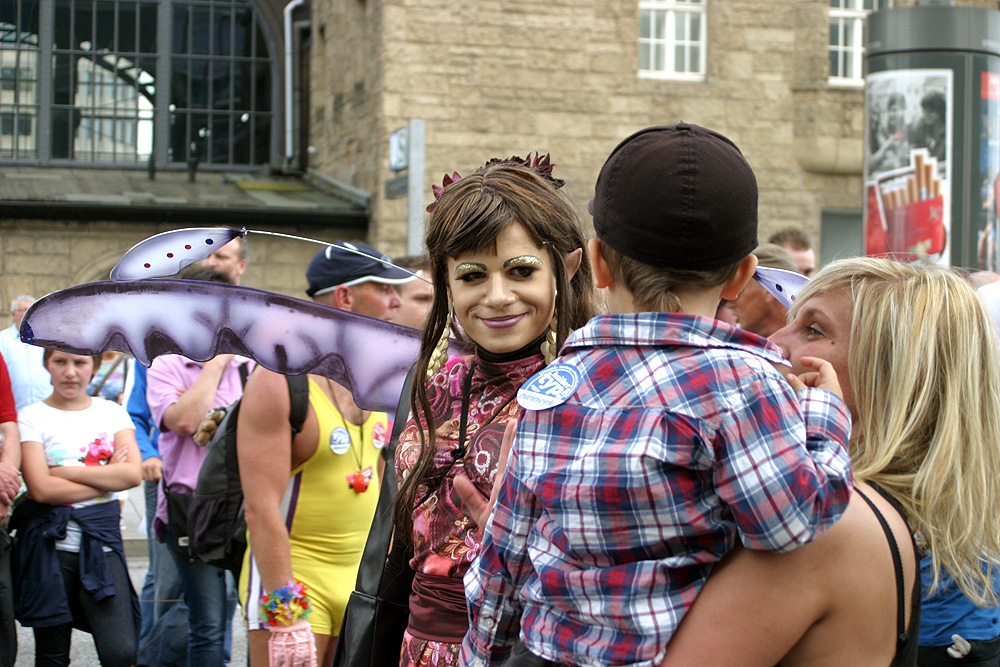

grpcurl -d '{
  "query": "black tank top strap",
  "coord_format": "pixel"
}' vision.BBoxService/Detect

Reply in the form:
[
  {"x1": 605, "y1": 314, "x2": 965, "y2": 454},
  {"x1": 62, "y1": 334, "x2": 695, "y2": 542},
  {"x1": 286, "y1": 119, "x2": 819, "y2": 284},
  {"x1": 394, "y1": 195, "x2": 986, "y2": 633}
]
[
  {"x1": 854, "y1": 482, "x2": 921, "y2": 667},
  {"x1": 855, "y1": 484, "x2": 907, "y2": 641}
]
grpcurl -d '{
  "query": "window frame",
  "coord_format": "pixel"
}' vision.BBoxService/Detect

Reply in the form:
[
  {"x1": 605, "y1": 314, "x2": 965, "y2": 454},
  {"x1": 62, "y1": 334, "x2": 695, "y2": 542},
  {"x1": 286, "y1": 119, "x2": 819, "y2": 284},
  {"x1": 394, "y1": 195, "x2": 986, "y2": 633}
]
[
  {"x1": 638, "y1": 0, "x2": 706, "y2": 82},
  {"x1": 828, "y1": 0, "x2": 890, "y2": 87},
  {"x1": 0, "y1": 0, "x2": 280, "y2": 169}
]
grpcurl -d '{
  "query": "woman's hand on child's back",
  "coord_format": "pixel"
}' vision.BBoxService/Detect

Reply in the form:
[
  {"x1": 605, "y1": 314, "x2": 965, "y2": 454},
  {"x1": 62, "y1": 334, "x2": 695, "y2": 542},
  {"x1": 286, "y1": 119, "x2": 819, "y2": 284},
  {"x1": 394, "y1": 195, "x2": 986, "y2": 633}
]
[
  {"x1": 784, "y1": 356, "x2": 843, "y2": 400},
  {"x1": 455, "y1": 419, "x2": 517, "y2": 530}
]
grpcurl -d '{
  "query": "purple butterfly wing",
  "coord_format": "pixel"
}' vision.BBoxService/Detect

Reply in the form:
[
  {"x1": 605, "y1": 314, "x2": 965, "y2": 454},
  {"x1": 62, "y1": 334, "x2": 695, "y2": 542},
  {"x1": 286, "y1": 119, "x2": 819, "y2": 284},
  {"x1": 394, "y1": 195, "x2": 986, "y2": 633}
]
[
  {"x1": 753, "y1": 266, "x2": 809, "y2": 310},
  {"x1": 20, "y1": 279, "x2": 468, "y2": 413},
  {"x1": 110, "y1": 228, "x2": 244, "y2": 281}
]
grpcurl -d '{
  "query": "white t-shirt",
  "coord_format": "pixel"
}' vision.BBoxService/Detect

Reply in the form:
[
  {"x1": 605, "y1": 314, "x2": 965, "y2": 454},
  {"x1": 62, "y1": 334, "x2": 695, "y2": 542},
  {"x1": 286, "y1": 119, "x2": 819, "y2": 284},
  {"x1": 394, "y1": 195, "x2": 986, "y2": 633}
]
[{"x1": 18, "y1": 398, "x2": 135, "y2": 551}]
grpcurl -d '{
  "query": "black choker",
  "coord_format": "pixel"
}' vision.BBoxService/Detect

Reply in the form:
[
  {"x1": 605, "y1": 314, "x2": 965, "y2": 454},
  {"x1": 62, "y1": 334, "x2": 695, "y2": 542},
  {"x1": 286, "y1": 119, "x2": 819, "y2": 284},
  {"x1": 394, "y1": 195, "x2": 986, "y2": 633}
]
[{"x1": 476, "y1": 332, "x2": 547, "y2": 364}]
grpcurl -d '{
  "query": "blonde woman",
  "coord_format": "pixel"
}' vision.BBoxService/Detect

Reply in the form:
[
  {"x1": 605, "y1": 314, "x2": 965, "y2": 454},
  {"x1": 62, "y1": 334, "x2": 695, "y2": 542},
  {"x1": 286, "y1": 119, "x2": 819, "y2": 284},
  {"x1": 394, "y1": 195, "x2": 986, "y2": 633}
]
[{"x1": 661, "y1": 258, "x2": 1000, "y2": 667}]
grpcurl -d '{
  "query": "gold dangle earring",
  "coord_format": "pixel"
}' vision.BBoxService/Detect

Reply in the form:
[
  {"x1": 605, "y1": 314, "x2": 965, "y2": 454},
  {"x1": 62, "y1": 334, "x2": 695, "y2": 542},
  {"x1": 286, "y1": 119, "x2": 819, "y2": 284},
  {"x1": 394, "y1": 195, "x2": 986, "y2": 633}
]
[
  {"x1": 540, "y1": 308, "x2": 559, "y2": 365},
  {"x1": 426, "y1": 307, "x2": 454, "y2": 380}
]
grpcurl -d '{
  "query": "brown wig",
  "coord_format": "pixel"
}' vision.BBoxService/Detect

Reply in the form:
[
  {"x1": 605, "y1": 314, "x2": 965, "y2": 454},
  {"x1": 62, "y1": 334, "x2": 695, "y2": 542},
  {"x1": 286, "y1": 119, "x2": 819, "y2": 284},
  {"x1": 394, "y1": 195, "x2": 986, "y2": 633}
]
[{"x1": 393, "y1": 161, "x2": 595, "y2": 544}]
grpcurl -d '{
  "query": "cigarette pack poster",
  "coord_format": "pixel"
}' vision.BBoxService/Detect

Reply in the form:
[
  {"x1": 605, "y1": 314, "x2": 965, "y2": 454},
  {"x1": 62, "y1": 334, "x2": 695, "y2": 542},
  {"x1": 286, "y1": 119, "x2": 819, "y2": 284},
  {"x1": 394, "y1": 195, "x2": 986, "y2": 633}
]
[{"x1": 865, "y1": 69, "x2": 952, "y2": 265}]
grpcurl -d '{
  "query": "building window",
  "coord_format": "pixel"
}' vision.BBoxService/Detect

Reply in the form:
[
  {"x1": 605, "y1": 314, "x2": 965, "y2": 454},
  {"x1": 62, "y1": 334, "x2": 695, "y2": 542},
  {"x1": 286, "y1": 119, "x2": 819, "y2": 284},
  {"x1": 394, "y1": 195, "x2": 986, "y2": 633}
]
[
  {"x1": 0, "y1": 110, "x2": 31, "y2": 135},
  {"x1": 1, "y1": 65, "x2": 32, "y2": 91},
  {"x1": 169, "y1": 1, "x2": 273, "y2": 166},
  {"x1": 0, "y1": 0, "x2": 277, "y2": 167},
  {"x1": 639, "y1": 0, "x2": 706, "y2": 80},
  {"x1": 0, "y1": 0, "x2": 39, "y2": 158},
  {"x1": 829, "y1": 0, "x2": 890, "y2": 84}
]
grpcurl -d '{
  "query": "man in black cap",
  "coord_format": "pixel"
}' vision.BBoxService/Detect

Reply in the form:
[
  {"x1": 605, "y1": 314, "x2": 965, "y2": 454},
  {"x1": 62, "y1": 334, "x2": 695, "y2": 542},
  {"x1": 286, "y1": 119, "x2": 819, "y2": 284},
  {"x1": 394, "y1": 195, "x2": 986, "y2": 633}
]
[
  {"x1": 235, "y1": 242, "x2": 414, "y2": 667},
  {"x1": 461, "y1": 124, "x2": 853, "y2": 667}
]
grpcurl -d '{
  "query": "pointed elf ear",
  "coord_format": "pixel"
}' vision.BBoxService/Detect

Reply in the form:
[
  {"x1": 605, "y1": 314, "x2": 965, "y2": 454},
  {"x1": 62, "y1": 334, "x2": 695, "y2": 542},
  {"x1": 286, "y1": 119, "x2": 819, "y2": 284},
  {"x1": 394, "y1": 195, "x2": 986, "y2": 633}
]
[{"x1": 563, "y1": 248, "x2": 583, "y2": 281}]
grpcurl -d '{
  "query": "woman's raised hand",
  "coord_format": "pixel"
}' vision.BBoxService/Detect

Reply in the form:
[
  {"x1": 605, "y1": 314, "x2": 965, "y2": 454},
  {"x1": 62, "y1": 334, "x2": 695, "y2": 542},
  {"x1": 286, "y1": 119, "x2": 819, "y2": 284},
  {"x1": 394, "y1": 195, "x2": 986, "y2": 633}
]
[
  {"x1": 784, "y1": 356, "x2": 843, "y2": 400},
  {"x1": 454, "y1": 418, "x2": 517, "y2": 530}
]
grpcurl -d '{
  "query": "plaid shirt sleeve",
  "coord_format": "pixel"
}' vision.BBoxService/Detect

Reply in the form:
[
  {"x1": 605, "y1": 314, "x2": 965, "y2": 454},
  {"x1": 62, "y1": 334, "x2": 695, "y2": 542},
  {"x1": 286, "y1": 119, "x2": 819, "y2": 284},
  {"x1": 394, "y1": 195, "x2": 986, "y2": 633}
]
[
  {"x1": 461, "y1": 446, "x2": 537, "y2": 667},
  {"x1": 715, "y1": 375, "x2": 853, "y2": 552}
]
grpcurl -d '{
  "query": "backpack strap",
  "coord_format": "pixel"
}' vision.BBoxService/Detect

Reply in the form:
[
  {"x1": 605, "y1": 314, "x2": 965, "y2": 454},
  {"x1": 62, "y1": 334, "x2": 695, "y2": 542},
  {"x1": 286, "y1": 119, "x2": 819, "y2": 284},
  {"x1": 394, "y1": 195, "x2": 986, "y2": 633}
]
[
  {"x1": 238, "y1": 362, "x2": 251, "y2": 388},
  {"x1": 285, "y1": 374, "x2": 310, "y2": 435},
  {"x1": 383, "y1": 364, "x2": 417, "y2": 465},
  {"x1": 351, "y1": 366, "x2": 415, "y2": 594}
]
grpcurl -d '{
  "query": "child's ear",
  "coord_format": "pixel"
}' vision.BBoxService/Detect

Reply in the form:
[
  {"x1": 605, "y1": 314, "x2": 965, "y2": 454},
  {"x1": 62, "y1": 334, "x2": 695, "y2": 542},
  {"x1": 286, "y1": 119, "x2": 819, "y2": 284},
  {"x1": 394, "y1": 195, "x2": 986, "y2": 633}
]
[
  {"x1": 588, "y1": 239, "x2": 613, "y2": 289},
  {"x1": 721, "y1": 253, "x2": 758, "y2": 300},
  {"x1": 563, "y1": 248, "x2": 583, "y2": 281}
]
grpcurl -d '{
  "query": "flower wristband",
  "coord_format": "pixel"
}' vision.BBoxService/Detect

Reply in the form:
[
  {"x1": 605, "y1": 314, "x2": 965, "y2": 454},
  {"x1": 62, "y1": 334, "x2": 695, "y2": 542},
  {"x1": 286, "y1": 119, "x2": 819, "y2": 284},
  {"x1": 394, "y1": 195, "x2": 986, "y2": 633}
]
[{"x1": 258, "y1": 579, "x2": 313, "y2": 627}]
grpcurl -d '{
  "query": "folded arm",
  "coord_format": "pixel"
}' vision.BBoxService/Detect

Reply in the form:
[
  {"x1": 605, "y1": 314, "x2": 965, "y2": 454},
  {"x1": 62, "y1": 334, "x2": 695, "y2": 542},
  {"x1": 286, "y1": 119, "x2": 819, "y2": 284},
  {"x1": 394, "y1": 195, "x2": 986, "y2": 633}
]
[
  {"x1": 21, "y1": 440, "x2": 107, "y2": 505},
  {"x1": 47, "y1": 428, "x2": 142, "y2": 492},
  {"x1": 157, "y1": 354, "x2": 235, "y2": 436}
]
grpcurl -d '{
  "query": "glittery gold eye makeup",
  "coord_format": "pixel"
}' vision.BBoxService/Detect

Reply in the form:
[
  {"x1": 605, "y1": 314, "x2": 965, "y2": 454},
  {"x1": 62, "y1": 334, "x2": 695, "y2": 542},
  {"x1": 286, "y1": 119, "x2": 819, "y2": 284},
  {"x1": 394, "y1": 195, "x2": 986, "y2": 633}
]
[
  {"x1": 454, "y1": 262, "x2": 487, "y2": 277},
  {"x1": 446, "y1": 223, "x2": 557, "y2": 356},
  {"x1": 503, "y1": 255, "x2": 543, "y2": 269}
]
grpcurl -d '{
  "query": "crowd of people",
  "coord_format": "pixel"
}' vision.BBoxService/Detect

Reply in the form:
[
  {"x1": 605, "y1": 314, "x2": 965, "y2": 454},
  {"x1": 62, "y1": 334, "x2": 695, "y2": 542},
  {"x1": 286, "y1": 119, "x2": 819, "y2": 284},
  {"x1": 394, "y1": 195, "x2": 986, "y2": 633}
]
[{"x1": 0, "y1": 121, "x2": 999, "y2": 667}]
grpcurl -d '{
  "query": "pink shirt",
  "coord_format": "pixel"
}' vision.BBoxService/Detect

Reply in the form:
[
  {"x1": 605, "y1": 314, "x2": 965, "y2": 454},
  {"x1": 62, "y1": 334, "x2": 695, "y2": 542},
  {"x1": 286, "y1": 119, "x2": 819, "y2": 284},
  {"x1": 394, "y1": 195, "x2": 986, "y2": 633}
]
[{"x1": 146, "y1": 354, "x2": 252, "y2": 528}]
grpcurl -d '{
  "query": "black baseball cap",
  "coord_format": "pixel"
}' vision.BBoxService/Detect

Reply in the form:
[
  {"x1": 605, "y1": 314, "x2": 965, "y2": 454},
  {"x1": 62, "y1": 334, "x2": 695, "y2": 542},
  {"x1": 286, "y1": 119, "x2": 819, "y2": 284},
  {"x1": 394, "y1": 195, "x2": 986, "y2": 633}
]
[
  {"x1": 590, "y1": 123, "x2": 758, "y2": 271},
  {"x1": 305, "y1": 242, "x2": 415, "y2": 297}
]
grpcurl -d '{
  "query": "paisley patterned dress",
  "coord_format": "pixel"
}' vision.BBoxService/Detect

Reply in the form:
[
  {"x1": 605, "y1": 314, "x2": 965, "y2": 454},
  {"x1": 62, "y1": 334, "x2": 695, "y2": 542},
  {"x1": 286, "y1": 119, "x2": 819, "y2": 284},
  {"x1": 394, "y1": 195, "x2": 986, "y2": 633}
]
[{"x1": 396, "y1": 348, "x2": 545, "y2": 667}]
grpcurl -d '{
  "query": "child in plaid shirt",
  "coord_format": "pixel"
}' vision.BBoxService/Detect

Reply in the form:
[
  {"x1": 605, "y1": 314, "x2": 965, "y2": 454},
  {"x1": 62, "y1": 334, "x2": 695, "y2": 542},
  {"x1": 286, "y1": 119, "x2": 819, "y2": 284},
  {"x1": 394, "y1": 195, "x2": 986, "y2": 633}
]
[{"x1": 460, "y1": 124, "x2": 854, "y2": 667}]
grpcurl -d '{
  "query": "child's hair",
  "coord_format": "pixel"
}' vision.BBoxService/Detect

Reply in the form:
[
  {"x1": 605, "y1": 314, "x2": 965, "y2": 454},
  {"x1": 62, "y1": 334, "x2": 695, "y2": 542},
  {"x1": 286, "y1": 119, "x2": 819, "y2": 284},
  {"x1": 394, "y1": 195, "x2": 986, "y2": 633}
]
[
  {"x1": 792, "y1": 257, "x2": 1000, "y2": 605},
  {"x1": 393, "y1": 159, "x2": 595, "y2": 544},
  {"x1": 597, "y1": 240, "x2": 742, "y2": 313},
  {"x1": 42, "y1": 348, "x2": 103, "y2": 378}
]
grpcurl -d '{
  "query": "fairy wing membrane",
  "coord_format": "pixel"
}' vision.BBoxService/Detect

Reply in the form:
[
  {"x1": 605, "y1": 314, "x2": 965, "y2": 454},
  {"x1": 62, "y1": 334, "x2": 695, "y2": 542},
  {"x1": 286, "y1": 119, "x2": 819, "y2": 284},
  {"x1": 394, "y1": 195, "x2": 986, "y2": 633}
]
[{"x1": 20, "y1": 279, "x2": 464, "y2": 414}]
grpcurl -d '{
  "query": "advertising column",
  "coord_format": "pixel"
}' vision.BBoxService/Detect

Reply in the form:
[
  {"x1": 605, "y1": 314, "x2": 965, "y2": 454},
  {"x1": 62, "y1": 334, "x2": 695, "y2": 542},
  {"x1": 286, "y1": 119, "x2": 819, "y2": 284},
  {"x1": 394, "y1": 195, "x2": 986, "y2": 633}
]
[{"x1": 866, "y1": 3, "x2": 1000, "y2": 269}]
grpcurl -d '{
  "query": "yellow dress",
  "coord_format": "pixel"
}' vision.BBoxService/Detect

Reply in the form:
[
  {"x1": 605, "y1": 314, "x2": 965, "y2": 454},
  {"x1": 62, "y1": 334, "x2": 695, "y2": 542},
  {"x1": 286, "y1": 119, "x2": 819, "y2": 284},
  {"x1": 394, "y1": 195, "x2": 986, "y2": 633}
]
[{"x1": 239, "y1": 378, "x2": 388, "y2": 635}]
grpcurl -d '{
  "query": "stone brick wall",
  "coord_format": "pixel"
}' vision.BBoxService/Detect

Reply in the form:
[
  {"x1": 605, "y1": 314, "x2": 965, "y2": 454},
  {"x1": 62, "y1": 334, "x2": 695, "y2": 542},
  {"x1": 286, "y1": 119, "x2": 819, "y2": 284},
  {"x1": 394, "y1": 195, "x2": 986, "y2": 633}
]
[
  {"x1": 308, "y1": 0, "x2": 384, "y2": 224},
  {"x1": 310, "y1": 0, "x2": 999, "y2": 260},
  {"x1": 0, "y1": 220, "x2": 368, "y2": 329}
]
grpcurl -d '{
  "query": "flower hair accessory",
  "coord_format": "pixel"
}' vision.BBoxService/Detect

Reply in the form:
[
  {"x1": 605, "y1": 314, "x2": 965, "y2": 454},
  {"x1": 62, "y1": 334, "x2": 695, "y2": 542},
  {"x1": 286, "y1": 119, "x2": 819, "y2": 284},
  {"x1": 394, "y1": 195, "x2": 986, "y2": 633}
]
[
  {"x1": 427, "y1": 172, "x2": 463, "y2": 213},
  {"x1": 425, "y1": 152, "x2": 565, "y2": 213},
  {"x1": 259, "y1": 579, "x2": 313, "y2": 627},
  {"x1": 484, "y1": 152, "x2": 565, "y2": 189}
]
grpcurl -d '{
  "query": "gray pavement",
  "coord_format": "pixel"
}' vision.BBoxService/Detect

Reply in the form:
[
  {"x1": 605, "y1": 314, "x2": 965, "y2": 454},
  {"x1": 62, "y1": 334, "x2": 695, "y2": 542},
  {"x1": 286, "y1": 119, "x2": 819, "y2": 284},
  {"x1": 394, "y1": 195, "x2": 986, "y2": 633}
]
[{"x1": 12, "y1": 489, "x2": 248, "y2": 667}]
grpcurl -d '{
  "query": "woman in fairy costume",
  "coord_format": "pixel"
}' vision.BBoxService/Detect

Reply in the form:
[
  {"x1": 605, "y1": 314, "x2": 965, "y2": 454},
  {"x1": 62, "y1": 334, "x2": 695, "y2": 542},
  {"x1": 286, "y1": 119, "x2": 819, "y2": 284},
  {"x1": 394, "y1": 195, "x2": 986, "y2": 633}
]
[{"x1": 392, "y1": 156, "x2": 596, "y2": 666}]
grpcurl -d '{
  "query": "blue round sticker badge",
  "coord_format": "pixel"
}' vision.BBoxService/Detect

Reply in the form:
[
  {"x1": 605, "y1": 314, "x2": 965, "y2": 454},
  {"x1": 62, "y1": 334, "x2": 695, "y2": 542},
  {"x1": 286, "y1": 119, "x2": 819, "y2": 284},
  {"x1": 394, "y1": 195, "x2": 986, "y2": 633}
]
[
  {"x1": 329, "y1": 427, "x2": 351, "y2": 454},
  {"x1": 517, "y1": 363, "x2": 582, "y2": 411}
]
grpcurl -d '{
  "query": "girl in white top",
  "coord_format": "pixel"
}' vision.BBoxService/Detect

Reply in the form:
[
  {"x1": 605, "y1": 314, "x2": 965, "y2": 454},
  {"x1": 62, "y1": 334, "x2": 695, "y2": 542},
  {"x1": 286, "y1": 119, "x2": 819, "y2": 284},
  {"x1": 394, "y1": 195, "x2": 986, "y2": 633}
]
[{"x1": 16, "y1": 349, "x2": 142, "y2": 667}]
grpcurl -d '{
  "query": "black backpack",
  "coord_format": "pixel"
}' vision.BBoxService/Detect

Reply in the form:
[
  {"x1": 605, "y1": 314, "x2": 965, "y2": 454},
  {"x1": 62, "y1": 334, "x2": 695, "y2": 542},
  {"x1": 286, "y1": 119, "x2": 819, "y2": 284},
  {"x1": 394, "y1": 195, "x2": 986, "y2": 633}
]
[{"x1": 187, "y1": 372, "x2": 310, "y2": 573}]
